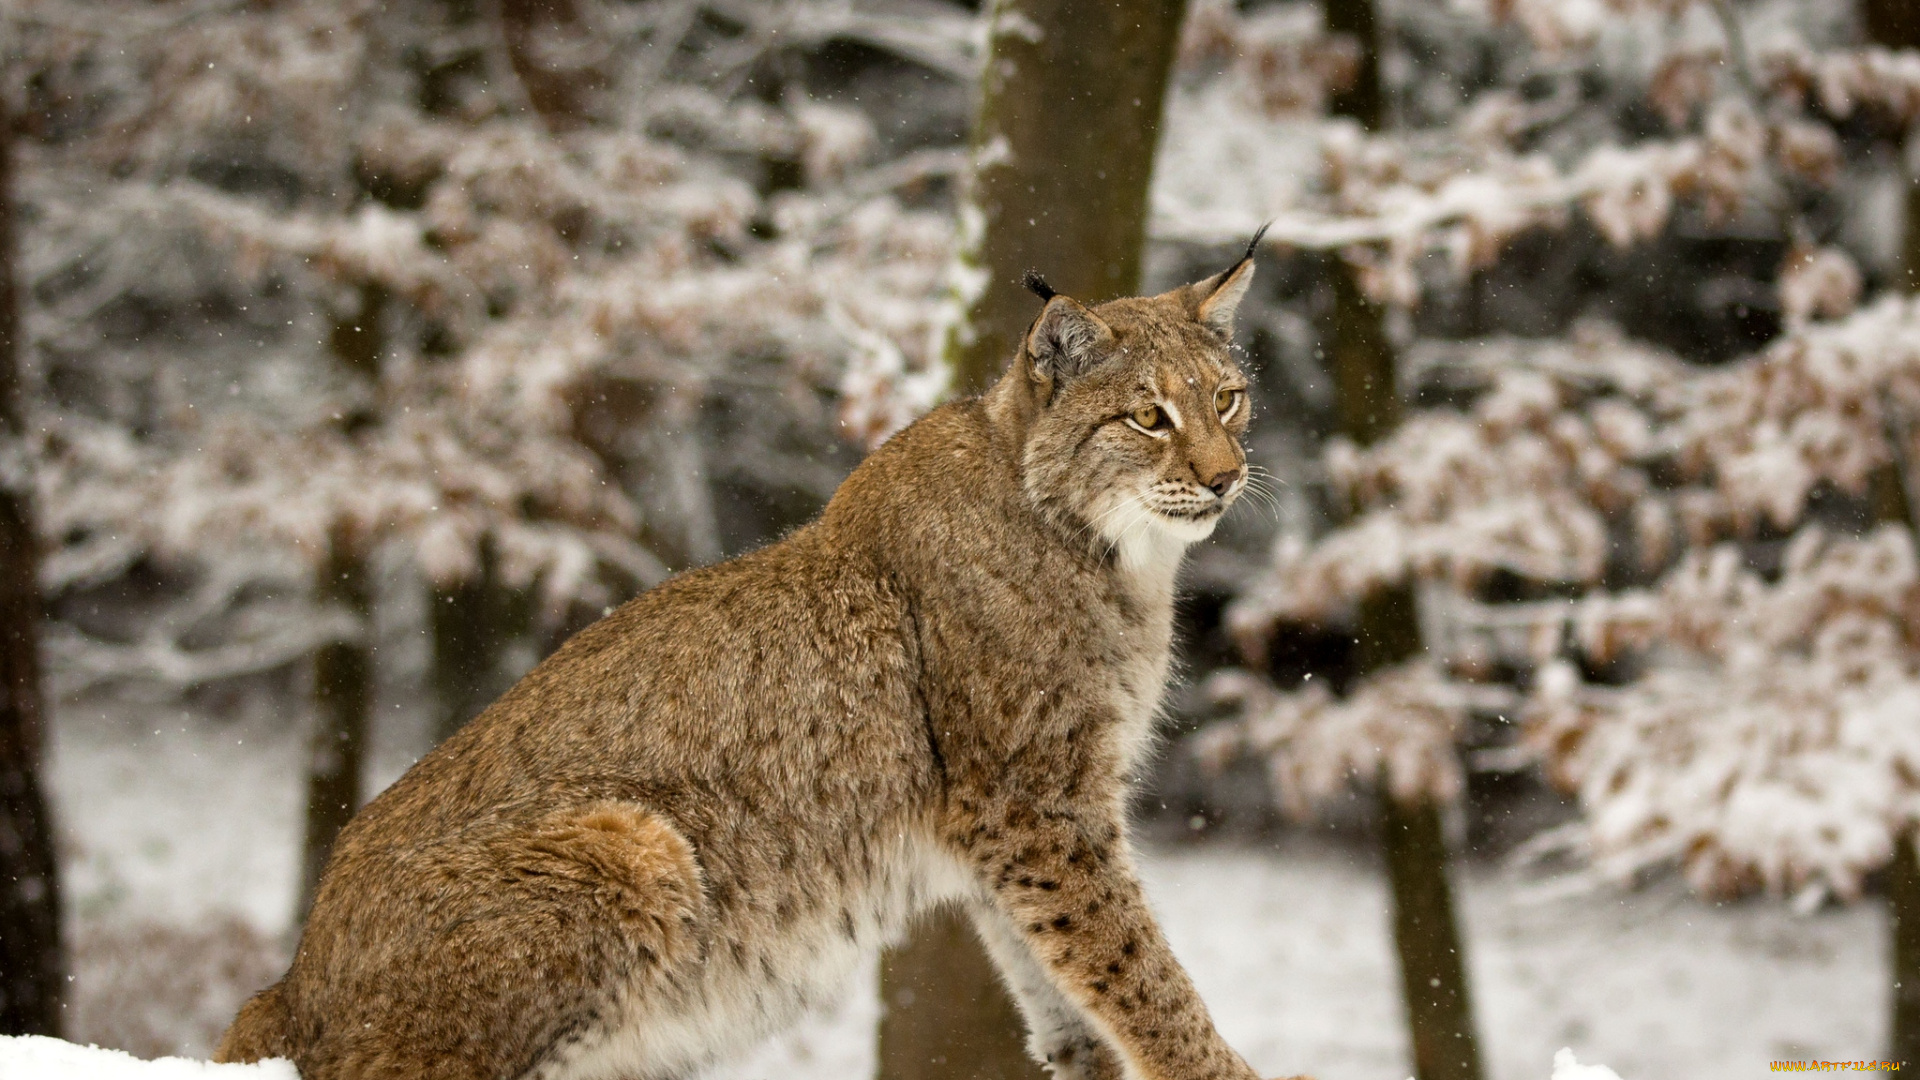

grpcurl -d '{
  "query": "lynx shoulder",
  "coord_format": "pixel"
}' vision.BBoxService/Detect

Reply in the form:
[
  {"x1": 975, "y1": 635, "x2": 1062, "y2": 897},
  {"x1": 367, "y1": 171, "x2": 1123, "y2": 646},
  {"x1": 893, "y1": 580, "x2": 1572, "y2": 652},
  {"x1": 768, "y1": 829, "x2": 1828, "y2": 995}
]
[{"x1": 218, "y1": 235, "x2": 1282, "y2": 1080}]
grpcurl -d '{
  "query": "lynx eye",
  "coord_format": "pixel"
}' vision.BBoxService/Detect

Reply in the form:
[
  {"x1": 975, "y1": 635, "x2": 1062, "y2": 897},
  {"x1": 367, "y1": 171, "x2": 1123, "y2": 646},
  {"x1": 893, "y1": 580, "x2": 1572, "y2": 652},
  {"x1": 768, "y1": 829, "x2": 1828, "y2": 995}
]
[
  {"x1": 1129, "y1": 404, "x2": 1165, "y2": 431},
  {"x1": 1215, "y1": 387, "x2": 1241, "y2": 417}
]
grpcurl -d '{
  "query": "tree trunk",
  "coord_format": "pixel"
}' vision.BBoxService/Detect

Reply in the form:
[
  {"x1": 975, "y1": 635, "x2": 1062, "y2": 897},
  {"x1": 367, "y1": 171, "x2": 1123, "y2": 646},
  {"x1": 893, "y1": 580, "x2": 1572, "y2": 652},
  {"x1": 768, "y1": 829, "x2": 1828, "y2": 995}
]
[
  {"x1": 298, "y1": 282, "x2": 385, "y2": 921},
  {"x1": 1869, "y1": 0, "x2": 1920, "y2": 293},
  {"x1": 1872, "y1": 3, "x2": 1920, "y2": 1058},
  {"x1": 943, "y1": 0, "x2": 1191, "y2": 394},
  {"x1": 1887, "y1": 429, "x2": 1920, "y2": 1068},
  {"x1": 0, "y1": 715, "x2": 59, "y2": 1038},
  {"x1": 1323, "y1": 5, "x2": 1483, "y2": 1078},
  {"x1": 1329, "y1": 256, "x2": 1400, "y2": 448},
  {"x1": 298, "y1": 538, "x2": 374, "y2": 922},
  {"x1": 1903, "y1": 182, "x2": 1920, "y2": 297},
  {"x1": 882, "y1": 1, "x2": 1188, "y2": 1076},
  {"x1": 499, "y1": 0, "x2": 603, "y2": 133},
  {"x1": 430, "y1": 538, "x2": 533, "y2": 745},
  {"x1": 1890, "y1": 833, "x2": 1920, "y2": 1068},
  {"x1": 429, "y1": 573, "x2": 499, "y2": 746},
  {"x1": 431, "y1": 572, "x2": 492, "y2": 744},
  {"x1": 0, "y1": 98, "x2": 62, "y2": 1038},
  {"x1": 1866, "y1": 0, "x2": 1920, "y2": 52},
  {"x1": 1379, "y1": 789, "x2": 1484, "y2": 1080},
  {"x1": 1871, "y1": 411, "x2": 1920, "y2": 1065},
  {"x1": 1348, "y1": 566, "x2": 1483, "y2": 1080},
  {"x1": 1324, "y1": 0, "x2": 1385, "y2": 132},
  {"x1": 877, "y1": 907, "x2": 1037, "y2": 1080}
]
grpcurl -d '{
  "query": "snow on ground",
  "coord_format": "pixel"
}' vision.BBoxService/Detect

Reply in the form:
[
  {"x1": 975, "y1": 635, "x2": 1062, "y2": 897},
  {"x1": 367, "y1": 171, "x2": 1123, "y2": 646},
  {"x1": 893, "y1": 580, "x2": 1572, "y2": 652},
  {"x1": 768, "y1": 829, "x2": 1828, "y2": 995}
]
[
  {"x1": 57, "y1": 703, "x2": 305, "y2": 932},
  {"x1": 0, "y1": 1036, "x2": 297, "y2": 1079},
  {"x1": 1551, "y1": 1050, "x2": 1625, "y2": 1080},
  {"x1": 1147, "y1": 839, "x2": 1882, "y2": 1080},
  {"x1": 0, "y1": 1037, "x2": 1629, "y2": 1080},
  {"x1": 46, "y1": 702, "x2": 1883, "y2": 1078}
]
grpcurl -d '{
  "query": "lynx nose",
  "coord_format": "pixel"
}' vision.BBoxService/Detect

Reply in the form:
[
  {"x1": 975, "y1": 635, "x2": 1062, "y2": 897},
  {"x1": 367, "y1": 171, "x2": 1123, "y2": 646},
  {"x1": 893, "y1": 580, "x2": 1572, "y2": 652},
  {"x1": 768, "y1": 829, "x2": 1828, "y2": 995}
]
[{"x1": 1204, "y1": 467, "x2": 1243, "y2": 497}]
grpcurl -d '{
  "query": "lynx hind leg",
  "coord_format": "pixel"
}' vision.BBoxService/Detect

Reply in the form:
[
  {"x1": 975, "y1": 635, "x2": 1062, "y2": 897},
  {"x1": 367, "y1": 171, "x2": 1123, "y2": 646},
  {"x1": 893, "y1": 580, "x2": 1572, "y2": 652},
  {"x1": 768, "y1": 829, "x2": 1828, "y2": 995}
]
[
  {"x1": 249, "y1": 802, "x2": 707, "y2": 1080},
  {"x1": 503, "y1": 801, "x2": 707, "y2": 969},
  {"x1": 970, "y1": 902, "x2": 1125, "y2": 1080}
]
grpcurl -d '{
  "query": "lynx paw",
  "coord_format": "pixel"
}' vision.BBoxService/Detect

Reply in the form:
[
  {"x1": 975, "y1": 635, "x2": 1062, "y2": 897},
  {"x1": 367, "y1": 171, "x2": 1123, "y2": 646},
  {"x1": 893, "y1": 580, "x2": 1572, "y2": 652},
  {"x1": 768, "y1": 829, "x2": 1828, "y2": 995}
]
[{"x1": 1039, "y1": 1035, "x2": 1124, "y2": 1080}]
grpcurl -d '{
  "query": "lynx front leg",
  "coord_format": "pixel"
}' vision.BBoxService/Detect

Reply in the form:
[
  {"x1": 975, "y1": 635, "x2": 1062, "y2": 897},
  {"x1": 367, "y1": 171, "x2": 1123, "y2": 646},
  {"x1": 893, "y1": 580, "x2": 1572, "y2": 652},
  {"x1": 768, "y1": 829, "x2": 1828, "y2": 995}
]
[
  {"x1": 969, "y1": 901, "x2": 1124, "y2": 1080},
  {"x1": 949, "y1": 798, "x2": 1260, "y2": 1080}
]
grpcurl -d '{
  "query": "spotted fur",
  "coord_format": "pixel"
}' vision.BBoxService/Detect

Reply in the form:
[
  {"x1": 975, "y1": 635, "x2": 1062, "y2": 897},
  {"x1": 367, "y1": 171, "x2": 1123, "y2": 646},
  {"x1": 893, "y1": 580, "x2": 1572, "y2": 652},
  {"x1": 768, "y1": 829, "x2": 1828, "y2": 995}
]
[{"x1": 215, "y1": 255, "x2": 1284, "y2": 1080}]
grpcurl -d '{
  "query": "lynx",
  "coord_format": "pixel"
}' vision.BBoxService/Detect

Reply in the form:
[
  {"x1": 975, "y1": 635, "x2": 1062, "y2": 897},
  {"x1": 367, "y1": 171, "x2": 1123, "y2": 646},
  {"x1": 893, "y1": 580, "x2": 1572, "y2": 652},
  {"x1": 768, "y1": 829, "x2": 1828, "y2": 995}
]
[{"x1": 217, "y1": 231, "x2": 1286, "y2": 1080}]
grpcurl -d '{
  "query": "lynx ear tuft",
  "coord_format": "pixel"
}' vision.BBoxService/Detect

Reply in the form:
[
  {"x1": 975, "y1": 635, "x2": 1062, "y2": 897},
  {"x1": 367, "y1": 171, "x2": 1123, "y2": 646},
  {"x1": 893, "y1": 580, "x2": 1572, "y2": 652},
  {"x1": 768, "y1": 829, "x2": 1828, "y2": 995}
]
[
  {"x1": 1025, "y1": 295, "x2": 1116, "y2": 384},
  {"x1": 1022, "y1": 270, "x2": 1057, "y2": 301},
  {"x1": 1190, "y1": 222, "x2": 1269, "y2": 338},
  {"x1": 1240, "y1": 220, "x2": 1272, "y2": 265}
]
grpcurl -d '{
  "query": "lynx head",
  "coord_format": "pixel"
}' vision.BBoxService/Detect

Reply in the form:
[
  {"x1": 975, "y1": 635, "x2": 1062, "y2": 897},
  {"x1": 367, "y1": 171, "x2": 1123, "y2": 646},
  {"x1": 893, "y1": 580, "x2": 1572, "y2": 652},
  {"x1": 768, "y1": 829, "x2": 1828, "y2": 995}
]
[{"x1": 999, "y1": 229, "x2": 1264, "y2": 568}]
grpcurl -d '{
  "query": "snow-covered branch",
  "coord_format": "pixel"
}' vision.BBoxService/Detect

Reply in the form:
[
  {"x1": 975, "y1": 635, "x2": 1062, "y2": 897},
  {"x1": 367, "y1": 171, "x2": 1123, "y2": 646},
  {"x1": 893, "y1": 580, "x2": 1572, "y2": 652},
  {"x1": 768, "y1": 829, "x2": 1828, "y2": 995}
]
[
  {"x1": 1198, "y1": 660, "x2": 1517, "y2": 814},
  {"x1": 1226, "y1": 324, "x2": 1682, "y2": 642},
  {"x1": 1530, "y1": 528, "x2": 1920, "y2": 902}
]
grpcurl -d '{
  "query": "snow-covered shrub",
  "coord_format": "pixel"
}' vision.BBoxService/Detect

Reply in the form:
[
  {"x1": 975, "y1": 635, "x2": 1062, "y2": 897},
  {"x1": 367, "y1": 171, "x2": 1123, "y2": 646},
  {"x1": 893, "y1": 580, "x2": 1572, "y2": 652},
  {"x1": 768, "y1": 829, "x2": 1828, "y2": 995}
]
[
  {"x1": 1523, "y1": 298, "x2": 1920, "y2": 904},
  {"x1": 1532, "y1": 537, "x2": 1920, "y2": 902},
  {"x1": 1181, "y1": 0, "x2": 1915, "y2": 841},
  {"x1": 1204, "y1": 322, "x2": 1693, "y2": 813},
  {"x1": 1154, "y1": 0, "x2": 1875, "y2": 308},
  {"x1": 1199, "y1": 660, "x2": 1483, "y2": 819},
  {"x1": 1662, "y1": 294, "x2": 1920, "y2": 533},
  {"x1": 7, "y1": 0, "x2": 966, "y2": 690},
  {"x1": 1228, "y1": 325, "x2": 1682, "y2": 632}
]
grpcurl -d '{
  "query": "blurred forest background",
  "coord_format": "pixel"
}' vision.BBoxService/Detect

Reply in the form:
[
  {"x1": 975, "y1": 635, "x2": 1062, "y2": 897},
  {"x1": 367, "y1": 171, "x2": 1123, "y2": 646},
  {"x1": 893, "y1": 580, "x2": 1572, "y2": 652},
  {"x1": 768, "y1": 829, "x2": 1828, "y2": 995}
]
[{"x1": 1, "y1": 0, "x2": 1919, "y2": 1078}]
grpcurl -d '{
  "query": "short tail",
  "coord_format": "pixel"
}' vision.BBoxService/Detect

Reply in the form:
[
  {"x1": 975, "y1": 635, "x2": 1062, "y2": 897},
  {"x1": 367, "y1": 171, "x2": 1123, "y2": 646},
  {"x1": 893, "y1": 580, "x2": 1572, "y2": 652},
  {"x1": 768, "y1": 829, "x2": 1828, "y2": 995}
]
[{"x1": 214, "y1": 981, "x2": 293, "y2": 1063}]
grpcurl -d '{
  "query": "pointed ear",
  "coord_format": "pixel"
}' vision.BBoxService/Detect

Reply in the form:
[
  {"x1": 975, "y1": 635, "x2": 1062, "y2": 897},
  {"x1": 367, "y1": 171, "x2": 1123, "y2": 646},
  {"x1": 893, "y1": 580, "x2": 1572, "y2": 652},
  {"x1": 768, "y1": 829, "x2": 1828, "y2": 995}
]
[
  {"x1": 1183, "y1": 222, "x2": 1268, "y2": 339},
  {"x1": 1025, "y1": 295, "x2": 1116, "y2": 383},
  {"x1": 1190, "y1": 260, "x2": 1256, "y2": 338}
]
